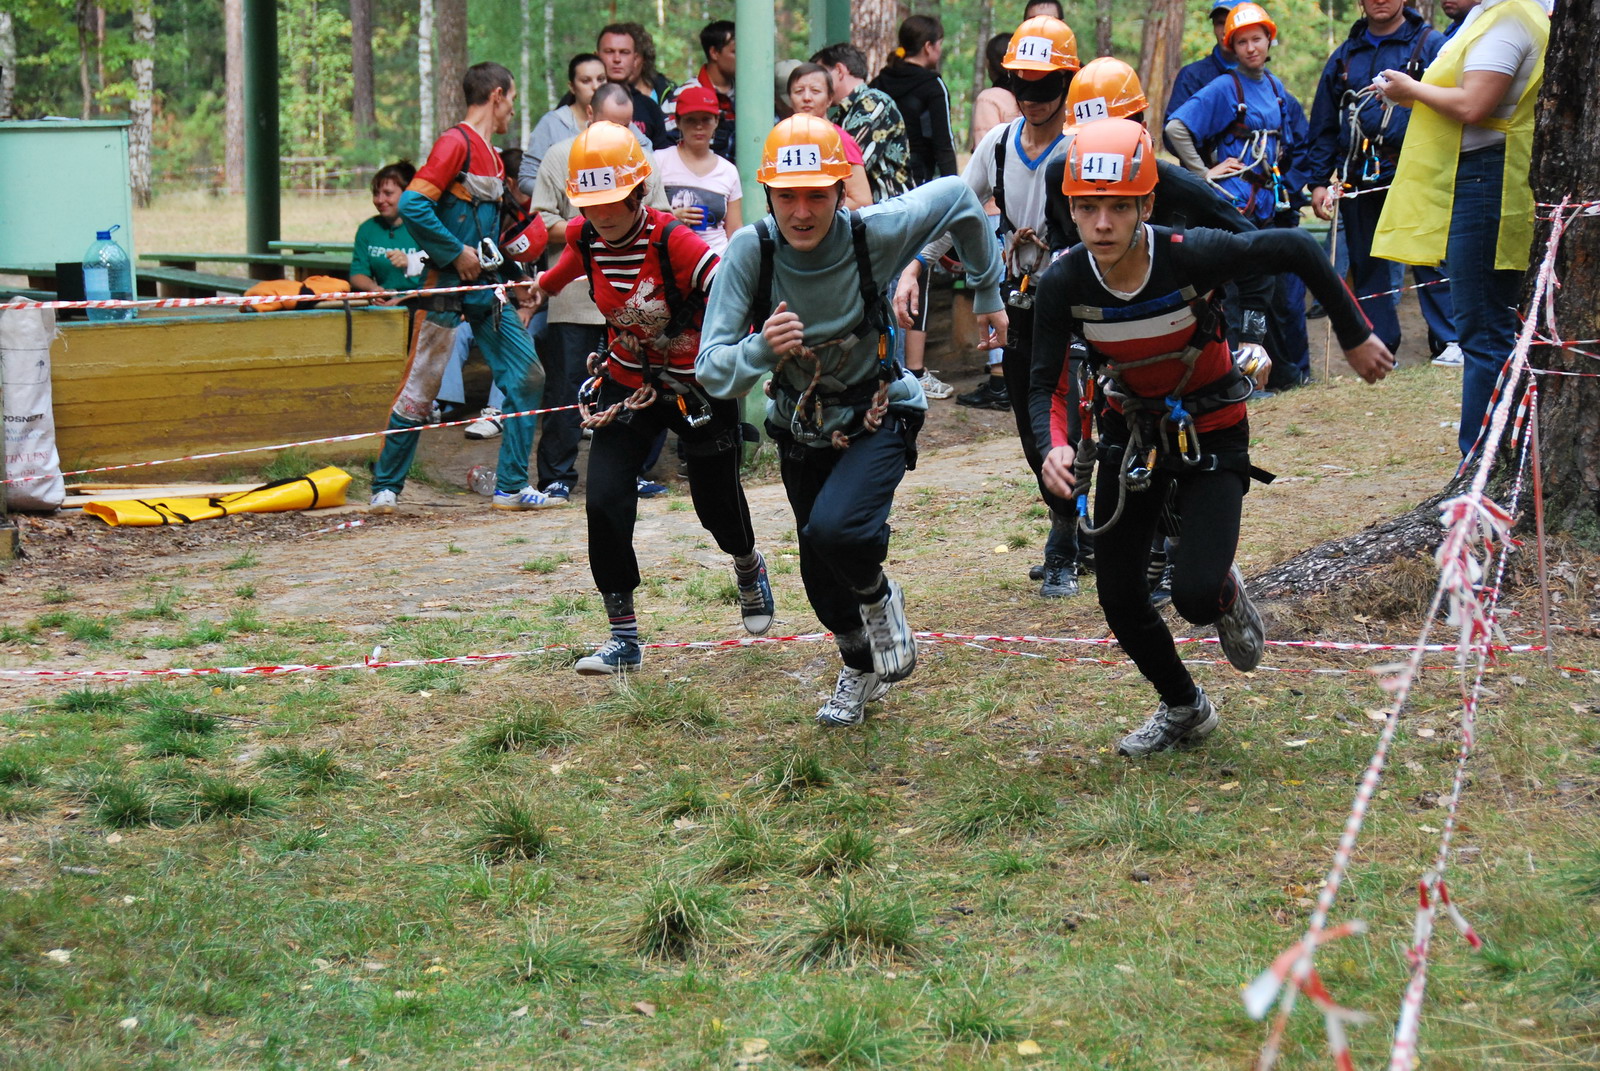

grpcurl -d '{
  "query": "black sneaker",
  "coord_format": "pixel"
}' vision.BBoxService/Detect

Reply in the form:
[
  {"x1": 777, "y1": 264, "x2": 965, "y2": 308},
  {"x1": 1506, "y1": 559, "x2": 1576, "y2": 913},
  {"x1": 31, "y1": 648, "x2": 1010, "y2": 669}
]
[
  {"x1": 957, "y1": 379, "x2": 1010, "y2": 410},
  {"x1": 1117, "y1": 688, "x2": 1219, "y2": 757},
  {"x1": 575, "y1": 637, "x2": 641, "y2": 675},
  {"x1": 1028, "y1": 563, "x2": 1045, "y2": 582},
  {"x1": 737, "y1": 553, "x2": 775, "y2": 636},
  {"x1": 1039, "y1": 561, "x2": 1079, "y2": 599}
]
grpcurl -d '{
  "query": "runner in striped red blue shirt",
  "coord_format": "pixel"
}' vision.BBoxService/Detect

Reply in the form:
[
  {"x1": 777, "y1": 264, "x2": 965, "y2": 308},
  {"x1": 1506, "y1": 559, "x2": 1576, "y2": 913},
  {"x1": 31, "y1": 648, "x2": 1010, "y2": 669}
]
[{"x1": 537, "y1": 121, "x2": 771, "y2": 676}]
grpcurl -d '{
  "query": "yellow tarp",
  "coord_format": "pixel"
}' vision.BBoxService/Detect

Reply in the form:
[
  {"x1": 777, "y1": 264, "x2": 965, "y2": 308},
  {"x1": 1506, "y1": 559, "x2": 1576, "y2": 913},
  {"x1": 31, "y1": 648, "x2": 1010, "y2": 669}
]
[{"x1": 83, "y1": 466, "x2": 351, "y2": 527}]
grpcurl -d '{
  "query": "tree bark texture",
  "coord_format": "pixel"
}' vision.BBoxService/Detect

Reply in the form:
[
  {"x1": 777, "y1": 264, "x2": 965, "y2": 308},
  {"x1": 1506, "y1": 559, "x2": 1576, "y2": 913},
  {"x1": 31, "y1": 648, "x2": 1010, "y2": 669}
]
[
  {"x1": 76, "y1": 0, "x2": 95, "y2": 118},
  {"x1": 1096, "y1": 0, "x2": 1114, "y2": 58},
  {"x1": 966, "y1": 2, "x2": 993, "y2": 150},
  {"x1": 1526, "y1": 0, "x2": 1600, "y2": 537},
  {"x1": 519, "y1": 0, "x2": 531, "y2": 143},
  {"x1": 1137, "y1": 0, "x2": 1186, "y2": 141},
  {"x1": 224, "y1": 0, "x2": 244, "y2": 192},
  {"x1": 0, "y1": 12, "x2": 16, "y2": 120},
  {"x1": 129, "y1": 0, "x2": 154, "y2": 208},
  {"x1": 435, "y1": 0, "x2": 467, "y2": 127},
  {"x1": 351, "y1": 0, "x2": 376, "y2": 143},
  {"x1": 418, "y1": 1, "x2": 435, "y2": 156},
  {"x1": 852, "y1": 0, "x2": 906, "y2": 82}
]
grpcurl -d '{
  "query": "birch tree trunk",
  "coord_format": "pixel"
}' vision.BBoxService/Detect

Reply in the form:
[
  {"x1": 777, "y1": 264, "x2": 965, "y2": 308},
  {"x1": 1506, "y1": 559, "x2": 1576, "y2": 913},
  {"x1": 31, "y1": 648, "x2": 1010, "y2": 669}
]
[
  {"x1": 0, "y1": 12, "x2": 16, "y2": 120},
  {"x1": 129, "y1": 0, "x2": 155, "y2": 207},
  {"x1": 351, "y1": 0, "x2": 376, "y2": 143},
  {"x1": 225, "y1": 0, "x2": 244, "y2": 192},
  {"x1": 419, "y1": 1, "x2": 435, "y2": 156},
  {"x1": 852, "y1": 0, "x2": 905, "y2": 82},
  {"x1": 436, "y1": 0, "x2": 468, "y2": 126},
  {"x1": 1137, "y1": 0, "x2": 1186, "y2": 141}
]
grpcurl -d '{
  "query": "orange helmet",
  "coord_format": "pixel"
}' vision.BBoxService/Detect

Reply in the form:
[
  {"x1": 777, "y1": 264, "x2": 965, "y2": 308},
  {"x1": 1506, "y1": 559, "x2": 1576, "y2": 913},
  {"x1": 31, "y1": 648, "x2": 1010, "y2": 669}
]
[
  {"x1": 1002, "y1": 16, "x2": 1080, "y2": 75},
  {"x1": 1067, "y1": 58, "x2": 1149, "y2": 126},
  {"x1": 566, "y1": 121, "x2": 652, "y2": 207},
  {"x1": 1060, "y1": 118, "x2": 1158, "y2": 198},
  {"x1": 756, "y1": 114, "x2": 853, "y2": 188},
  {"x1": 1223, "y1": 3, "x2": 1277, "y2": 49}
]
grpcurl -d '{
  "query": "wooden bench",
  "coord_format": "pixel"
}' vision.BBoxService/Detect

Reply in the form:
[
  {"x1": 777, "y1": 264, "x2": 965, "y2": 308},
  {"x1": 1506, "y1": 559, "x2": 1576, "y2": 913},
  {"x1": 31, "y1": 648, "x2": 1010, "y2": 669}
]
[
  {"x1": 135, "y1": 266, "x2": 254, "y2": 298},
  {"x1": 269, "y1": 240, "x2": 355, "y2": 256},
  {"x1": 141, "y1": 251, "x2": 349, "y2": 281}
]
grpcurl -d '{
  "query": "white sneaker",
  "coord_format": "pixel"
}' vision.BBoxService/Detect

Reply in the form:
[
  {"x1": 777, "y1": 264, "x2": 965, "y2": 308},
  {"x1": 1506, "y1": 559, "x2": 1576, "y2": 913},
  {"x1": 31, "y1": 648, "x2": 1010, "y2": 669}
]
[
  {"x1": 1117, "y1": 688, "x2": 1219, "y2": 757},
  {"x1": 917, "y1": 369, "x2": 955, "y2": 400},
  {"x1": 491, "y1": 486, "x2": 556, "y2": 510},
  {"x1": 465, "y1": 407, "x2": 504, "y2": 439},
  {"x1": 860, "y1": 580, "x2": 916, "y2": 683},
  {"x1": 369, "y1": 489, "x2": 398, "y2": 514},
  {"x1": 1432, "y1": 343, "x2": 1464, "y2": 368},
  {"x1": 1215, "y1": 564, "x2": 1265, "y2": 672},
  {"x1": 815, "y1": 666, "x2": 891, "y2": 727}
]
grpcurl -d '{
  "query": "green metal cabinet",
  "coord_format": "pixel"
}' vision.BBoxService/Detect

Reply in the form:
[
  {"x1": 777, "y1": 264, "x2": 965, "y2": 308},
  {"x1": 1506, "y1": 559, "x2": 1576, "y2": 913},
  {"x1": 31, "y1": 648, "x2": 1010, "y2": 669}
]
[{"x1": 0, "y1": 120, "x2": 138, "y2": 286}]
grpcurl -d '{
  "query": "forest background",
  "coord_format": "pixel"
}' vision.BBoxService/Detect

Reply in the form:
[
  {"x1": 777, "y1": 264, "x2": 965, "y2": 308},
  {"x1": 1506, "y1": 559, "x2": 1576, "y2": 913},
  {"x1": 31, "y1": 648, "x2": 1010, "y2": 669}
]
[{"x1": 1, "y1": 1, "x2": 1455, "y2": 200}]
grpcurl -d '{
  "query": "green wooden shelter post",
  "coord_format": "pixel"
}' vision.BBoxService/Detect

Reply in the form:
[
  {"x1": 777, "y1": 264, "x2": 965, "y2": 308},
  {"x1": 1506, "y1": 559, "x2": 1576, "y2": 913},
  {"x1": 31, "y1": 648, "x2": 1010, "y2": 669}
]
[{"x1": 244, "y1": 0, "x2": 280, "y2": 258}]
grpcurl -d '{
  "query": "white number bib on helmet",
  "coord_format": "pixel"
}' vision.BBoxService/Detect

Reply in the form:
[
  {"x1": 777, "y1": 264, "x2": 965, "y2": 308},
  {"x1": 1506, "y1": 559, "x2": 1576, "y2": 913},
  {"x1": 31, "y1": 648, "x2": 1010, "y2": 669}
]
[
  {"x1": 1015, "y1": 35, "x2": 1054, "y2": 64},
  {"x1": 576, "y1": 167, "x2": 616, "y2": 192},
  {"x1": 1079, "y1": 152, "x2": 1124, "y2": 182},
  {"x1": 1073, "y1": 96, "x2": 1109, "y2": 124},
  {"x1": 775, "y1": 144, "x2": 823, "y2": 173}
]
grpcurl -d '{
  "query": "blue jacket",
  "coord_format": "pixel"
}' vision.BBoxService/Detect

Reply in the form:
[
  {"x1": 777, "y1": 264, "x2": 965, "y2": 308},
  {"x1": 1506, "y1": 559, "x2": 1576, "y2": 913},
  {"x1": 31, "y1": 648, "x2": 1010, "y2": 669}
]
[
  {"x1": 1169, "y1": 67, "x2": 1310, "y2": 222},
  {"x1": 1301, "y1": 8, "x2": 1446, "y2": 191},
  {"x1": 1167, "y1": 47, "x2": 1235, "y2": 117}
]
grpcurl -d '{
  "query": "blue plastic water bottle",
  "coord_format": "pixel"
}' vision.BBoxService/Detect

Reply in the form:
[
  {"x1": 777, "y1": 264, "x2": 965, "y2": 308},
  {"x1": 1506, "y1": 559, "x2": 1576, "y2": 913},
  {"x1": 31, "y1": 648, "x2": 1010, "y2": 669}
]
[{"x1": 83, "y1": 225, "x2": 135, "y2": 322}]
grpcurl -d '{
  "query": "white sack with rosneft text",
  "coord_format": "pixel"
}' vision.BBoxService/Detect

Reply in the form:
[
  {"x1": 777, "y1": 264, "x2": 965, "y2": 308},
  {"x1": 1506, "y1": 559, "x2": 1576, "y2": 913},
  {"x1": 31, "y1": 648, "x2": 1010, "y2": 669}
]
[{"x1": 1, "y1": 308, "x2": 65, "y2": 510}]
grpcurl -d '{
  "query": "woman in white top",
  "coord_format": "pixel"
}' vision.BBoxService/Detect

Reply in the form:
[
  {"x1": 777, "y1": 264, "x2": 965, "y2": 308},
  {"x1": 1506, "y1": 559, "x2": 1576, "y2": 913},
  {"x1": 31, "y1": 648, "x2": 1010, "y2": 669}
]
[
  {"x1": 653, "y1": 85, "x2": 743, "y2": 255},
  {"x1": 518, "y1": 53, "x2": 607, "y2": 196}
]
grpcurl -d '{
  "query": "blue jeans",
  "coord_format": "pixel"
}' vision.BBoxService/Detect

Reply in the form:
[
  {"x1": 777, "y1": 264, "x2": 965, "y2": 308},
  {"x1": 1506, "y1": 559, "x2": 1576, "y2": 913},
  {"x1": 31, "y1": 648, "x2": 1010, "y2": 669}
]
[
  {"x1": 1343, "y1": 188, "x2": 1456, "y2": 354},
  {"x1": 1448, "y1": 145, "x2": 1522, "y2": 456},
  {"x1": 435, "y1": 323, "x2": 507, "y2": 410}
]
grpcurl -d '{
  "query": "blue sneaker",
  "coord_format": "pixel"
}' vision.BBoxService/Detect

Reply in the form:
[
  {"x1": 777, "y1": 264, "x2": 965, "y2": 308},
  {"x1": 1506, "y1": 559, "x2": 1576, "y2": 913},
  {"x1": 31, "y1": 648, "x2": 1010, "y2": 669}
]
[
  {"x1": 575, "y1": 637, "x2": 642, "y2": 675},
  {"x1": 492, "y1": 486, "x2": 556, "y2": 510},
  {"x1": 636, "y1": 477, "x2": 668, "y2": 498},
  {"x1": 737, "y1": 553, "x2": 775, "y2": 635},
  {"x1": 543, "y1": 482, "x2": 572, "y2": 505}
]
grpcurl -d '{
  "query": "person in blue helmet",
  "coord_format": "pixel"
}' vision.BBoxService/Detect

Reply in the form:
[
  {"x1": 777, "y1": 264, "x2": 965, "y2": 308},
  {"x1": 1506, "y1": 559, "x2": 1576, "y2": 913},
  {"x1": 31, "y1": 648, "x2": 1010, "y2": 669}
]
[
  {"x1": 1166, "y1": 3, "x2": 1314, "y2": 391},
  {"x1": 1166, "y1": 0, "x2": 1247, "y2": 117}
]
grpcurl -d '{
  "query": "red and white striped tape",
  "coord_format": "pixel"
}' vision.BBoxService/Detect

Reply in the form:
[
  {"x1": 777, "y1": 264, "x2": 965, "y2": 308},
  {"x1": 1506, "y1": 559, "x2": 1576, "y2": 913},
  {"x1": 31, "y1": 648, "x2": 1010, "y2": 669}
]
[{"x1": 0, "y1": 275, "x2": 530, "y2": 313}]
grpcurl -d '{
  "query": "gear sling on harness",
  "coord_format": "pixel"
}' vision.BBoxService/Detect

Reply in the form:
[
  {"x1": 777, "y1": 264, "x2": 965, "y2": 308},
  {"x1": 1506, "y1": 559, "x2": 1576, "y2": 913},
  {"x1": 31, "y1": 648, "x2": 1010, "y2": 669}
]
[
  {"x1": 1201, "y1": 70, "x2": 1294, "y2": 215},
  {"x1": 747, "y1": 210, "x2": 923, "y2": 459}
]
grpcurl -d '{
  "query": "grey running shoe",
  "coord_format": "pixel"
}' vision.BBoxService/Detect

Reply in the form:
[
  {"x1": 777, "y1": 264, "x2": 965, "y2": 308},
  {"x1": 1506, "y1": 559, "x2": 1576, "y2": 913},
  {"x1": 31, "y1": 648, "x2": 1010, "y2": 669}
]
[
  {"x1": 1039, "y1": 561, "x2": 1080, "y2": 599},
  {"x1": 1216, "y1": 564, "x2": 1265, "y2": 672},
  {"x1": 1117, "y1": 688, "x2": 1219, "y2": 757},
  {"x1": 860, "y1": 580, "x2": 916, "y2": 682},
  {"x1": 815, "y1": 666, "x2": 891, "y2": 727}
]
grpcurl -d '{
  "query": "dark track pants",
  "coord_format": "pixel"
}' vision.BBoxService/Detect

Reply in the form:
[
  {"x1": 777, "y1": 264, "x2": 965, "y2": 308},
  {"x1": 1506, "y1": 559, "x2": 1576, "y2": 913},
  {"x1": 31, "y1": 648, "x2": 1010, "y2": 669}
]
[{"x1": 586, "y1": 379, "x2": 754, "y2": 594}]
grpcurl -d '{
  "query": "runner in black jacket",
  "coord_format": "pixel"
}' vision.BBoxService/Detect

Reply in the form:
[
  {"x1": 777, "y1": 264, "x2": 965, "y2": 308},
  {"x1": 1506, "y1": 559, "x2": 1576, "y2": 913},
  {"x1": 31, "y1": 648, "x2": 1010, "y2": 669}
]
[{"x1": 1029, "y1": 119, "x2": 1393, "y2": 758}]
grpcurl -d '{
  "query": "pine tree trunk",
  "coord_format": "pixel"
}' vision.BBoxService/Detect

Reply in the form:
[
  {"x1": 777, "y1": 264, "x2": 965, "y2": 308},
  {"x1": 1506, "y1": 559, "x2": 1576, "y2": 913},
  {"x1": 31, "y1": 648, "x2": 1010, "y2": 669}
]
[
  {"x1": 852, "y1": 0, "x2": 905, "y2": 82},
  {"x1": 542, "y1": 0, "x2": 554, "y2": 114},
  {"x1": 435, "y1": 0, "x2": 468, "y2": 126},
  {"x1": 419, "y1": 1, "x2": 435, "y2": 156},
  {"x1": 0, "y1": 12, "x2": 16, "y2": 120},
  {"x1": 129, "y1": 0, "x2": 155, "y2": 207},
  {"x1": 351, "y1": 0, "x2": 376, "y2": 143},
  {"x1": 224, "y1": 0, "x2": 244, "y2": 192},
  {"x1": 1138, "y1": 0, "x2": 1186, "y2": 140},
  {"x1": 76, "y1": 0, "x2": 95, "y2": 118},
  {"x1": 519, "y1": 0, "x2": 531, "y2": 144},
  {"x1": 1096, "y1": 0, "x2": 1114, "y2": 58},
  {"x1": 1525, "y1": 0, "x2": 1600, "y2": 535},
  {"x1": 966, "y1": 3, "x2": 993, "y2": 151}
]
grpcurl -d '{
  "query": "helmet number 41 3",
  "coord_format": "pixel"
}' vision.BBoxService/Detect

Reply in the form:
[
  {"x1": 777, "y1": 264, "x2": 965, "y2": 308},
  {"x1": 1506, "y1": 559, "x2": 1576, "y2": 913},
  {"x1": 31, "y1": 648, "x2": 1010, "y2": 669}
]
[{"x1": 775, "y1": 144, "x2": 823, "y2": 173}]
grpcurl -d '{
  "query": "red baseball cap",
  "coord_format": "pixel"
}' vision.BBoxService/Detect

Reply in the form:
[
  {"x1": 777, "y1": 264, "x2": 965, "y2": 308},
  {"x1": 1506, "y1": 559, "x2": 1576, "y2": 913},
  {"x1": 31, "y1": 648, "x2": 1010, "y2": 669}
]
[{"x1": 675, "y1": 85, "x2": 721, "y2": 117}]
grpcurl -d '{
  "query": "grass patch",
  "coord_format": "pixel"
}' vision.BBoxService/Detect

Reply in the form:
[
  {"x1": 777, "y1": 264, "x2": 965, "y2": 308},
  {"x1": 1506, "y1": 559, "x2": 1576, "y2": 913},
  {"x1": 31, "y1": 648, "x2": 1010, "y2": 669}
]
[
  {"x1": 194, "y1": 778, "x2": 281, "y2": 821},
  {"x1": 934, "y1": 775, "x2": 1058, "y2": 840},
  {"x1": 127, "y1": 586, "x2": 185, "y2": 620},
  {"x1": 0, "y1": 786, "x2": 48, "y2": 819},
  {"x1": 699, "y1": 811, "x2": 792, "y2": 880},
  {"x1": 54, "y1": 687, "x2": 127, "y2": 714},
  {"x1": 592, "y1": 679, "x2": 720, "y2": 730},
  {"x1": 782, "y1": 1001, "x2": 916, "y2": 1068},
  {"x1": 41, "y1": 585, "x2": 75, "y2": 604},
  {"x1": 256, "y1": 746, "x2": 357, "y2": 793},
  {"x1": 778, "y1": 882, "x2": 920, "y2": 967},
  {"x1": 797, "y1": 829, "x2": 879, "y2": 876},
  {"x1": 638, "y1": 772, "x2": 716, "y2": 822},
  {"x1": 464, "y1": 798, "x2": 557, "y2": 864},
  {"x1": 0, "y1": 751, "x2": 48, "y2": 788},
  {"x1": 223, "y1": 550, "x2": 261, "y2": 571},
  {"x1": 463, "y1": 701, "x2": 576, "y2": 757},
  {"x1": 92, "y1": 779, "x2": 188, "y2": 829},
  {"x1": 509, "y1": 930, "x2": 615, "y2": 985},
  {"x1": 259, "y1": 448, "x2": 320, "y2": 482},
  {"x1": 760, "y1": 749, "x2": 833, "y2": 800},
  {"x1": 233, "y1": 583, "x2": 257, "y2": 600},
  {"x1": 1061, "y1": 785, "x2": 1204, "y2": 853},
  {"x1": 929, "y1": 986, "x2": 1026, "y2": 1043},
  {"x1": 624, "y1": 874, "x2": 738, "y2": 958},
  {"x1": 520, "y1": 554, "x2": 569, "y2": 574}
]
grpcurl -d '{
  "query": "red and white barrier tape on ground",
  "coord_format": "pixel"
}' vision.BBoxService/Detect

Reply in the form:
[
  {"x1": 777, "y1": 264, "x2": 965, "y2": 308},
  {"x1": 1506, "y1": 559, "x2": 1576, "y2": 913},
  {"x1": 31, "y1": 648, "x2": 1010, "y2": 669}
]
[
  {"x1": 0, "y1": 628, "x2": 1575, "y2": 686},
  {"x1": 0, "y1": 401, "x2": 579, "y2": 486},
  {"x1": 1250, "y1": 199, "x2": 1572, "y2": 1071}
]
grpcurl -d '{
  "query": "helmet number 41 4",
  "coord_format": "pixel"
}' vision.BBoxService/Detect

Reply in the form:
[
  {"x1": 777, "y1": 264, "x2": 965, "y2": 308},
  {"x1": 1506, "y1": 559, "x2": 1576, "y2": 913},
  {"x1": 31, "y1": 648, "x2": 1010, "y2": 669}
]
[
  {"x1": 1015, "y1": 36, "x2": 1053, "y2": 63},
  {"x1": 775, "y1": 144, "x2": 823, "y2": 173}
]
